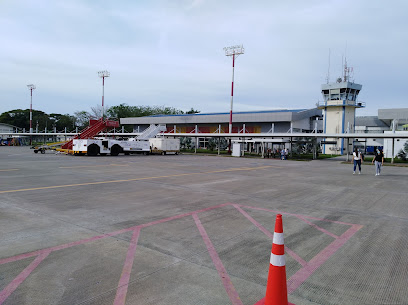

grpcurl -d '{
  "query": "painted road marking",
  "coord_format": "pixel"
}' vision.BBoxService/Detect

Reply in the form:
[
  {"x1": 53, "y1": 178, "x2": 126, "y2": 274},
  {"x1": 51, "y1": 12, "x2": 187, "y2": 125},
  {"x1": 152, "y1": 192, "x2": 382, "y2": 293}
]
[
  {"x1": 193, "y1": 213, "x2": 244, "y2": 305},
  {"x1": 113, "y1": 228, "x2": 141, "y2": 305},
  {"x1": 0, "y1": 251, "x2": 51, "y2": 304},
  {"x1": 59, "y1": 164, "x2": 130, "y2": 169},
  {"x1": 0, "y1": 165, "x2": 276, "y2": 194},
  {"x1": 0, "y1": 203, "x2": 361, "y2": 305},
  {"x1": 0, "y1": 169, "x2": 19, "y2": 172}
]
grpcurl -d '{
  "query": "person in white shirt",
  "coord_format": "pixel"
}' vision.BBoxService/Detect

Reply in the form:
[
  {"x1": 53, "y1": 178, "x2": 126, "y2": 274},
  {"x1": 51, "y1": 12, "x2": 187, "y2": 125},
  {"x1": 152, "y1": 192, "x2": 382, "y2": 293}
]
[{"x1": 353, "y1": 147, "x2": 362, "y2": 175}]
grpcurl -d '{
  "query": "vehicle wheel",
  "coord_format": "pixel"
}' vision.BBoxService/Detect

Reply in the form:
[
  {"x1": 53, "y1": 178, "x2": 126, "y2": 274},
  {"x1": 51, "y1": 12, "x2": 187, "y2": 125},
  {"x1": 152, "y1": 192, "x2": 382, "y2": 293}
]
[
  {"x1": 34, "y1": 150, "x2": 38, "y2": 153},
  {"x1": 87, "y1": 144, "x2": 100, "y2": 156},
  {"x1": 161, "y1": 151, "x2": 166, "y2": 155},
  {"x1": 111, "y1": 145, "x2": 121, "y2": 156},
  {"x1": 41, "y1": 149, "x2": 45, "y2": 154},
  {"x1": 175, "y1": 152, "x2": 179, "y2": 155}
]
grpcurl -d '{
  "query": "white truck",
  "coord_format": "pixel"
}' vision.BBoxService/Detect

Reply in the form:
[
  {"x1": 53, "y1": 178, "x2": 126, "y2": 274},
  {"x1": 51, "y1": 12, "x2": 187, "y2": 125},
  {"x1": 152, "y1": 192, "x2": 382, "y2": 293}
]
[
  {"x1": 72, "y1": 124, "x2": 168, "y2": 156},
  {"x1": 72, "y1": 138, "x2": 150, "y2": 156},
  {"x1": 149, "y1": 138, "x2": 180, "y2": 155}
]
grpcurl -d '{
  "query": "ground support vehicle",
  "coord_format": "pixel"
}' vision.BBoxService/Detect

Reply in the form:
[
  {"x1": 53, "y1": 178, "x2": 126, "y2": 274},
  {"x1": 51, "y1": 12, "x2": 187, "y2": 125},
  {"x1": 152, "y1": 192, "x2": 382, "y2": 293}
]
[
  {"x1": 72, "y1": 138, "x2": 150, "y2": 156},
  {"x1": 32, "y1": 141, "x2": 67, "y2": 154},
  {"x1": 149, "y1": 138, "x2": 180, "y2": 155}
]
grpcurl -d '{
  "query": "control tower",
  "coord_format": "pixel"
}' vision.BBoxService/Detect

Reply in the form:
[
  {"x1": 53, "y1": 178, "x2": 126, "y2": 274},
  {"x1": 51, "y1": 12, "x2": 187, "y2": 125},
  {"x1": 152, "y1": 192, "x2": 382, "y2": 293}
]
[{"x1": 317, "y1": 63, "x2": 365, "y2": 155}]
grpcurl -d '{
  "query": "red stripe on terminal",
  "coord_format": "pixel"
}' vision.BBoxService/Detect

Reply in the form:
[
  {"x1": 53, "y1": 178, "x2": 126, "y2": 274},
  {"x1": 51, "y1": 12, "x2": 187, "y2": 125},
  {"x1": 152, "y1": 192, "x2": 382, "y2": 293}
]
[{"x1": 272, "y1": 244, "x2": 284, "y2": 255}]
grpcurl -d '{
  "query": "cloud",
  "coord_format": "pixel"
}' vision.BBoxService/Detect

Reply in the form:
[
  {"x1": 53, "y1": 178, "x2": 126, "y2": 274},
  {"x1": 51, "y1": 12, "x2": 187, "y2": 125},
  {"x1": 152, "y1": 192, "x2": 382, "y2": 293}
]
[{"x1": 1, "y1": 0, "x2": 407, "y2": 117}]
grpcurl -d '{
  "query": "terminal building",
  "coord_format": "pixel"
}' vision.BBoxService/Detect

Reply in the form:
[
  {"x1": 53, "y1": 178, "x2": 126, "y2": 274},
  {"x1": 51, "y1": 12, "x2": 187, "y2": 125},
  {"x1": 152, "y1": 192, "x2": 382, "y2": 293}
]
[
  {"x1": 120, "y1": 108, "x2": 323, "y2": 148},
  {"x1": 0, "y1": 123, "x2": 24, "y2": 145},
  {"x1": 355, "y1": 108, "x2": 408, "y2": 157}
]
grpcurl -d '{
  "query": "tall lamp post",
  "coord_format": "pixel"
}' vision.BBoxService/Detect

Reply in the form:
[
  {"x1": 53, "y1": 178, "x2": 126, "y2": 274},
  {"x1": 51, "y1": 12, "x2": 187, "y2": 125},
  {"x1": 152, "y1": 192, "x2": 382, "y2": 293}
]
[
  {"x1": 223, "y1": 44, "x2": 244, "y2": 152},
  {"x1": 27, "y1": 84, "x2": 36, "y2": 145},
  {"x1": 98, "y1": 70, "x2": 110, "y2": 119}
]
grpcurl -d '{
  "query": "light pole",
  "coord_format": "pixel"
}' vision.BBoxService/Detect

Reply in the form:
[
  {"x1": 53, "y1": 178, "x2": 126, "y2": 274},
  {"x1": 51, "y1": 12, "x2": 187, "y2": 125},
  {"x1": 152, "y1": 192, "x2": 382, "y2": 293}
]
[
  {"x1": 98, "y1": 70, "x2": 110, "y2": 119},
  {"x1": 27, "y1": 84, "x2": 36, "y2": 145},
  {"x1": 223, "y1": 44, "x2": 244, "y2": 152}
]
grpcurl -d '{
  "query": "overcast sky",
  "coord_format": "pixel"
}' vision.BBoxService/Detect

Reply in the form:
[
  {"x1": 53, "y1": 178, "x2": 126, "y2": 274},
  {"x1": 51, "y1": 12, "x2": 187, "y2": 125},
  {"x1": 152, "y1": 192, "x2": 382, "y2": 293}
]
[{"x1": 1, "y1": 0, "x2": 407, "y2": 116}]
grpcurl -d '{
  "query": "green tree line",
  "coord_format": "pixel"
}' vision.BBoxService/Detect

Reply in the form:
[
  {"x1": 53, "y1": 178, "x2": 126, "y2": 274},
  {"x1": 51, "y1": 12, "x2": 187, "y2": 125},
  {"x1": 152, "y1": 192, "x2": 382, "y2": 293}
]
[{"x1": 0, "y1": 104, "x2": 199, "y2": 131}]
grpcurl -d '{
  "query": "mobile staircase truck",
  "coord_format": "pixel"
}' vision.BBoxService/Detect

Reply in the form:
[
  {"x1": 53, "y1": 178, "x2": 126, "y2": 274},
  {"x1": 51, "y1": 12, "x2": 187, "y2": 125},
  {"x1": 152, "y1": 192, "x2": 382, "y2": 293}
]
[
  {"x1": 61, "y1": 118, "x2": 120, "y2": 151},
  {"x1": 72, "y1": 124, "x2": 170, "y2": 156}
]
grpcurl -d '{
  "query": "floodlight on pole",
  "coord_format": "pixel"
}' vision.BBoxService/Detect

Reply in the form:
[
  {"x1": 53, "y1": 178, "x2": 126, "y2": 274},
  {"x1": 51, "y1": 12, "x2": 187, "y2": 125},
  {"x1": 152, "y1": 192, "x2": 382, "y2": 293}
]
[
  {"x1": 223, "y1": 45, "x2": 244, "y2": 134},
  {"x1": 98, "y1": 70, "x2": 110, "y2": 119},
  {"x1": 27, "y1": 84, "x2": 36, "y2": 144}
]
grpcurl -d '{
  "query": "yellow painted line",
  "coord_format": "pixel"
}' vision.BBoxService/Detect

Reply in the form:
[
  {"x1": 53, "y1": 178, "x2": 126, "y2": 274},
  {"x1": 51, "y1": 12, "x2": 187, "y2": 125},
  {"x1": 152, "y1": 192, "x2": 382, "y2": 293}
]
[
  {"x1": 0, "y1": 165, "x2": 277, "y2": 194},
  {"x1": 0, "y1": 169, "x2": 19, "y2": 172},
  {"x1": 59, "y1": 164, "x2": 129, "y2": 169}
]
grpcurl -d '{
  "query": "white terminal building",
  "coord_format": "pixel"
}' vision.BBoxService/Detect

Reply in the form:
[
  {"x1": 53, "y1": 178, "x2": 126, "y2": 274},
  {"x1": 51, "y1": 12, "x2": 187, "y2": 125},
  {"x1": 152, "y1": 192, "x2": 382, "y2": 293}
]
[{"x1": 121, "y1": 108, "x2": 323, "y2": 150}]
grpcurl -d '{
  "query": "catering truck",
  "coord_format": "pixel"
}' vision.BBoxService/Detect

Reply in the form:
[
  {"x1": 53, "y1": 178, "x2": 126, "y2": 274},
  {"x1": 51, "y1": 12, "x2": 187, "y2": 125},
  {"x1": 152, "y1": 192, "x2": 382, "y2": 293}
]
[{"x1": 149, "y1": 138, "x2": 180, "y2": 155}]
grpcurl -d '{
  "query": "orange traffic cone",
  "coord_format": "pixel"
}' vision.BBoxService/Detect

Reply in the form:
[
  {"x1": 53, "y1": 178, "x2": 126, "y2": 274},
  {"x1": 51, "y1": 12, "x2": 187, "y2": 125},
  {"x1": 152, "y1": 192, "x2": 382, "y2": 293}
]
[{"x1": 265, "y1": 214, "x2": 288, "y2": 305}]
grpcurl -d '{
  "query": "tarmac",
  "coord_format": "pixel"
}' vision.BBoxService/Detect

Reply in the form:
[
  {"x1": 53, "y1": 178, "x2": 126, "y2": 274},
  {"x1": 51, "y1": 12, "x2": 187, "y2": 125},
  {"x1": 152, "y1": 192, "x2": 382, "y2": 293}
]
[{"x1": 1, "y1": 146, "x2": 408, "y2": 305}]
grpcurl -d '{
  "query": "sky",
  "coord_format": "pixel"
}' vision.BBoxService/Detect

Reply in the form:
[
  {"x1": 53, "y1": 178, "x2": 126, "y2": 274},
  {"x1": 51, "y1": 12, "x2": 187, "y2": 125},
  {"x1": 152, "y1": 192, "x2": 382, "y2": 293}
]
[{"x1": 1, "y1": 0, "x2": 407, "y2": 116}]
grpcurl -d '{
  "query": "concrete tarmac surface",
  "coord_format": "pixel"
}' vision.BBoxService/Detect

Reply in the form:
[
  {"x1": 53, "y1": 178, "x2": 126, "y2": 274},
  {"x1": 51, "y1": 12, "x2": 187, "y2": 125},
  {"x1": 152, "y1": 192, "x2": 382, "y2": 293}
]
[{"x1": 1, "y1": 146, "x2": 408, "y2": 305}]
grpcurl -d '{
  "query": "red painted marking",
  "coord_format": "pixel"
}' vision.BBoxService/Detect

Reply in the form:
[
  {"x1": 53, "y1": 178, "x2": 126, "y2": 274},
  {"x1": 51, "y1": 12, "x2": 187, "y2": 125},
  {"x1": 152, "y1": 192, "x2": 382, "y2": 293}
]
[
  {"x1": 287, "y1": 224, "x2": 363, "y2": 294},
  {"x1": 137, "y1": 202, "x2": 230, "y2": 229},
  {"x1": 113, "y1": 228, "x2": 141, "y2": 305},
  {"x1": 232, "y1": 204, "x2": 307, "y2": 267},
  {"x1": 0, "y1": 251, "x2": 51, "y2": 304},
  {"x1": 238, "y1": 205, "x2": 356, "y2": 226},
  {"x1": 0, "y1": 202, "x2": 362, "y2": 305},
  {"x1": 0, "y1": 203, "x2": 230, "y2": 266},
  {"x1": 0, "y1": 203, "x2": 231, "y2": 303},
  {"x1": 0, "y1": 227, "x2": 135, "y2": 265},
  {"x1": 231, "y1": 81, "x2": 234, "y2": 96},
  {"x1": 192, "y1": 213, "x2": 244, "y2": 305},
  {"x1": 253, "y1": 298, "x2": 295, "y2": 305},
  {"x1": 296, "y1": 216, "x2": 339, "y2": 239},
  {"x1": 235, "y1": 204, "x2": 361, "y2": 305}
]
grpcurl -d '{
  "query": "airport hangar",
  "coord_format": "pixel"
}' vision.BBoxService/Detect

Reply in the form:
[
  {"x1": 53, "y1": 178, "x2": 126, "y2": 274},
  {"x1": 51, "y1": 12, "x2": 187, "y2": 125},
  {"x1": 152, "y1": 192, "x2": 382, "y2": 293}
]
[{"x1": 120, "y1": 108, "x2": 324, "y2": 150}]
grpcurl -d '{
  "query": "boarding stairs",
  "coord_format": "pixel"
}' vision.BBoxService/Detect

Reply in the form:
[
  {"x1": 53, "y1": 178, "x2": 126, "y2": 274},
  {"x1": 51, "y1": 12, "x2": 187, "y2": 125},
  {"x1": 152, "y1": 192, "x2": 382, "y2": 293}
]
[
  {"x1": 61, "y1": 118, "x2": 119, "y2": 150},
  {"x1": 136, "y1": 124, "x2": 167, "y2": 140}
]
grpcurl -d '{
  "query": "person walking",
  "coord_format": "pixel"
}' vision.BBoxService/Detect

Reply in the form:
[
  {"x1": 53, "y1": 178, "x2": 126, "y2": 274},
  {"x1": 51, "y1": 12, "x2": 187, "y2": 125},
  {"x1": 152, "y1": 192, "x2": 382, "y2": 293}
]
[
  {"x1": 372, "y1": 147, "x2": 384, "y2": 176},
  {"x1": 353, "y1": 147, "x2": 362, "y2": 175},
  {"x1": 281, "y1": 148, "x2": 286, "y2": 160}
]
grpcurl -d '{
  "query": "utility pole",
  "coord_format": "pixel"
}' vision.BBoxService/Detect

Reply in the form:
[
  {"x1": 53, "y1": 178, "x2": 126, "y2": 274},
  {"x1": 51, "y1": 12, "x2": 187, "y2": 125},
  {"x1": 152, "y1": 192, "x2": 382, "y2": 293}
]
[
  {"x1": 27, "y1": 84, "x2": 36, "y2": 145},
  {"x1": 223, "y1": 45, "x2": 244, "y2": 153},
  {"x1": 98, "y1": 70, "x2": 110, "y2": 119}
]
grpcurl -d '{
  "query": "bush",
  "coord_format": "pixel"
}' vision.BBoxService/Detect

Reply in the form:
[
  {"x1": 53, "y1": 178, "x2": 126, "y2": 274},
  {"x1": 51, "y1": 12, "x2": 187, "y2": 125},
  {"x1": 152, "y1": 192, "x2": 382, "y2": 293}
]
[{"x1": 397, "y1": 141, "x2": 408, "y2": 161}]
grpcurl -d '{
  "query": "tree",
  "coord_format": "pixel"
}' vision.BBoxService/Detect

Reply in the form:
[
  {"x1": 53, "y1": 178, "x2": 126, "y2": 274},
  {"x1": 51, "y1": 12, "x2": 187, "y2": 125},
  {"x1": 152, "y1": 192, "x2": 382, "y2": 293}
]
[
  {"x1": 49, "y1": 113, "x2": 76, "y2": 131},
  {"x1": 73, "y1": 111, "x2": 92, "y2": 130},
  {"x1": 293, "y1": 137, "x2": 319, "y2": 157},
  {"x1": 90, "y1": 105, "x2": 104, "y2": 119},
  {"x1": 397, "y1": 141, "x2": 408, "y2": 161},
  {"x1": 180, "y1": 137, "x2": 193, "y2": 150},
  {"x1": 185, "y1": 108, "x2": 200, "y2": 114},
  {"x1": 107, "y1": 104, "x2": 188, "y2": 119},
  {"x1": 207, "y1": 137, "x2": 228, "y2": 151}
]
